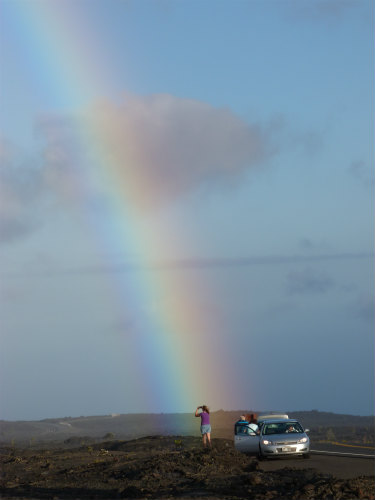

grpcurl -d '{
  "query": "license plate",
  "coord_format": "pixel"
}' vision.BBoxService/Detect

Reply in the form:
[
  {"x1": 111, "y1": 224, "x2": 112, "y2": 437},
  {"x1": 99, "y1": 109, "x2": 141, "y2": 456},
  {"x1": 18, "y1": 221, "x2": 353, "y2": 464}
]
[{"x1": 282, "y1": 447, "x2": 291, "y2": 452}]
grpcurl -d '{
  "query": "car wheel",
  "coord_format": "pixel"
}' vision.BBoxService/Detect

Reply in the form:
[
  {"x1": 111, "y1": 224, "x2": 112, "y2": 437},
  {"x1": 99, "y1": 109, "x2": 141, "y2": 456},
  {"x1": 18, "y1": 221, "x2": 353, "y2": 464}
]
[
  {"x1": 302, "y1": 453, "x2": 310, "y2": 459},
  {"x1": 258, "y1": 449, "x2": 266, "y2": 461}
]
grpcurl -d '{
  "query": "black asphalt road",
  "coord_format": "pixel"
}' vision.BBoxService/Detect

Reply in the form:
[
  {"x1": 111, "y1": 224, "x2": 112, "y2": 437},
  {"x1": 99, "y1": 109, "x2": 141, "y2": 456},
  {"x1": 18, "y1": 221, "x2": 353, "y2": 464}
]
[
  {"x1": 258, "y1": 444, "x2": 375, "y2": 479},
  {"x1": 311, "y1": 442, "x2": 375, "y2": 457}
]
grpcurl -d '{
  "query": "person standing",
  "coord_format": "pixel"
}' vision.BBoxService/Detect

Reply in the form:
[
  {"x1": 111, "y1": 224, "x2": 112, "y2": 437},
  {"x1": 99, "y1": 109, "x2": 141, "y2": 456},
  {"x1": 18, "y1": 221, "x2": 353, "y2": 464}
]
[
  {"x1": 195, "y1": 405, "x2": 211, "y2": 448},
  {"x1": 246, "y1": 413, "x2": 260, "y2": 434}
]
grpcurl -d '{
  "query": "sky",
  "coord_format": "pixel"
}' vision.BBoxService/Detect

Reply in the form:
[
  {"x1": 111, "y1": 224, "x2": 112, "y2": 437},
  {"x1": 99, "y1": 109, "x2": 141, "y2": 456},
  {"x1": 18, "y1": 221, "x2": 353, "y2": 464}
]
[{"x1": 0, "y1": 0, "x2": 373, "y2": 421}]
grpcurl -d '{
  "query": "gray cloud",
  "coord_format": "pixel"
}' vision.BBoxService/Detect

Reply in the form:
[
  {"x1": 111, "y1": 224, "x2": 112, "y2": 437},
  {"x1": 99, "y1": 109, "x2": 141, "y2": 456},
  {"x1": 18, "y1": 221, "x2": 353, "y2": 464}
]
[
  {"x1": 352, "y1": 294, "x2": 374, "y2": 323},
  {"x1": 1, "y1": 94, "x2": 274, "y2": 243},
  {"x1": 299, "y1": 238, "x2": 315, "y2": 250},
  {"x1": 286, "y1": 267, "x2": 335, "y2": 295},
  {"x1": 298, "y1": 237, "x2": 331, "y2": 252},
  {"x1": 286, "y1": 0, "x2": 361, "y2": 21},
  {"x1": 0, "y1": 284, "x2": 26, "y2": 303},
  {"x1": 38, "y1": 93, "x2": 273, "y2": 210},
  {"x1": 309, "y1": 0, "x2": 359, "y2": 17},
  {"x1": 109, "y1": 317, "x2": 139, "y2": 338},
  {"x1": 0, "y1": 138, "x2": 45, "y2": 243},
  {"x1": 295, "y1": 129, "x2": 324, "y2": 157},
  {"x1": 348, "y1": 160, "x2": 374, "y2": 188},
  {"x1": 2, "y1": 252, "x2": 372, "y2": 277}
]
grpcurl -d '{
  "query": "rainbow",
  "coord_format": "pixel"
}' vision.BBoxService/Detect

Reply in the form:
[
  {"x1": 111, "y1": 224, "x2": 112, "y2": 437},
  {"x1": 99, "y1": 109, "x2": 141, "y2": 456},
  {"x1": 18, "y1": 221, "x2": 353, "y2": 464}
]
[{"x1": 6, "y1": 1, "x2": 238, "y2": 413}]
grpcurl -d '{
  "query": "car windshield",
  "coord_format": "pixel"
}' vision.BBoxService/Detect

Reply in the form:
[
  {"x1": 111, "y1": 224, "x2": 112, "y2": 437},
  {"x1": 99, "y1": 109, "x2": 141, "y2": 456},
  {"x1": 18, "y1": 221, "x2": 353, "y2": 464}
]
[{"x1": 262, "y1": 422, "x2": 304, "y2": 435}]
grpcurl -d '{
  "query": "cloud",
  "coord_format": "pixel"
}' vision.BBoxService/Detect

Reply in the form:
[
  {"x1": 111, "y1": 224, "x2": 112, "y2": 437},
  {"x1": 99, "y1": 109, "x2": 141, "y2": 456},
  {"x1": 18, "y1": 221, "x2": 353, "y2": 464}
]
[
  {"x1": 348, "y1": 160, "x2": 374, "y2": 188},
  {"x1": 299, "y1": 237, "x2": 330, "y2": 252},
  {"x1": 299, "y1": 238, "x2": 315, "y2": 250},
  {"x1": 352, "y1": 294, "x2": 374, "y2": 323},
  {"x1": 286, "y1": 0, "x2": 361, "y2": 21},
  {"x1": 3, "y1": 252, "x2": 372, "y2": 277},
  {"x1": 1, "y1": 94, "x2": 274, "y2": 242},
  {"x1": 293, "y1": 129, "x2": 324, "y2": 157},
  {"x1": 0, "y1": 138, "x2": 45, "y2": 243},
  {"x1": 38, "y1": 93, "x2": 273, "y2": 210},
  {"x1": 0, "y1": 284, "x2": 26, "y2": 303},
  {"x1": 309, "y1": 0, "x2": 359, "y2": 17},
  {"x1": 286, "y1": 267, "x2": 335, "y2": 295}
]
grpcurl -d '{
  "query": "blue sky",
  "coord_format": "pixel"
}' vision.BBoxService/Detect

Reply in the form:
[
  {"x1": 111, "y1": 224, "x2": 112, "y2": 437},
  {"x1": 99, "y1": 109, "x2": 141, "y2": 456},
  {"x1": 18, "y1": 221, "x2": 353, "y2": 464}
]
[{"x1": 0, "y1": 0, "x2": 374, "y2": 420}]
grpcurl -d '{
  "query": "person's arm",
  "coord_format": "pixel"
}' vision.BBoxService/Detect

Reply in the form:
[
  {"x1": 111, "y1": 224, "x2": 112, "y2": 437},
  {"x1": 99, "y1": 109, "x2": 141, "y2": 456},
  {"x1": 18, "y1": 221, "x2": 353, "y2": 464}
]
[{"x1": 195, "y1": 406, "x2": 202, "y2": 417}]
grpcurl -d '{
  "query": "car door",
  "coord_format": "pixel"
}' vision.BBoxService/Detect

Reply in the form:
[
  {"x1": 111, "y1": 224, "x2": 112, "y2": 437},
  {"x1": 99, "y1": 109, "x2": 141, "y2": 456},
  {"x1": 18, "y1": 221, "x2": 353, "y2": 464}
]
[{"x1": 234, "y1": 425, "x2": 260, "y2": 454}]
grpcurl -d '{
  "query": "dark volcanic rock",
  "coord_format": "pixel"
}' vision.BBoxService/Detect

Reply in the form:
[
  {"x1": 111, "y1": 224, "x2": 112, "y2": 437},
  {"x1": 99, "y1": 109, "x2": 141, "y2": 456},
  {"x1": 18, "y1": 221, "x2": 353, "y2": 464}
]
[{"x1": 0, "y1": 436, "x2": 374, "y2": 499}]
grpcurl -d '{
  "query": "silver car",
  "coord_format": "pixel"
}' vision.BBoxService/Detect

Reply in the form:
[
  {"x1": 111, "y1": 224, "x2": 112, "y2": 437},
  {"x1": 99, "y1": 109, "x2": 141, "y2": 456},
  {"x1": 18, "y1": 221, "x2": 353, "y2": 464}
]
[{"x1": 234, "y1": 414, "x2": 310, "y2": 459}]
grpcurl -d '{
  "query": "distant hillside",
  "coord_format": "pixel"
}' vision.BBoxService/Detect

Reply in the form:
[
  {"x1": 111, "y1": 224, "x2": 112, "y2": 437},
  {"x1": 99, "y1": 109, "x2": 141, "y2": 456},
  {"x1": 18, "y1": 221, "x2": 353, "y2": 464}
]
[
  {"x1": 286, "y1": 410, "x2": 374, "y2": 428},
  {"x1": 0, "y1": 410, "x2": 373, "y2": 446}
]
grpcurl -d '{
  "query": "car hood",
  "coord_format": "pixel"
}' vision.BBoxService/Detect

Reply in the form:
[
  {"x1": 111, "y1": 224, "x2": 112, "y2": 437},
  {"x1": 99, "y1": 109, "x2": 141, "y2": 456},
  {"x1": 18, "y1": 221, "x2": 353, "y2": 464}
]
[{"x1": 261, "y1": 433, "x2": 308, "y2": 443}]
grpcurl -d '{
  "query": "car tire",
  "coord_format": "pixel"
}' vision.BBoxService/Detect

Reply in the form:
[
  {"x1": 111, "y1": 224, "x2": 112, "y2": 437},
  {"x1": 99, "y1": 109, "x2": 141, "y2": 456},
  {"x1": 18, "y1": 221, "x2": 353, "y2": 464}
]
[
  {"x1": 257, "y1": 449, "x2": 266, "y2": 461},
  {"x1": 302, "y1": 453, "x2": 310, "y2": 459}
]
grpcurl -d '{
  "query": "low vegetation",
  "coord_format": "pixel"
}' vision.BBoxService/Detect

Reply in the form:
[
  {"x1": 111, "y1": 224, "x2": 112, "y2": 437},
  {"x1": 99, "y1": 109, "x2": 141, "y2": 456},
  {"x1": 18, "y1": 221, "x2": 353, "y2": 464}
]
[{"x1": 1, "y1": 436, "x2": 374, "y2": 499}]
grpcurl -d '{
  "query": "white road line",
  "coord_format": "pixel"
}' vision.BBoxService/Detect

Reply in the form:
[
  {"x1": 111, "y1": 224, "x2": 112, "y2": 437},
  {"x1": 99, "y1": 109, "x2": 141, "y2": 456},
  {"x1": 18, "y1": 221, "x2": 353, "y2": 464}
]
[{"x1": 311, "y1": 449, "x2": 374, "y2": 459}]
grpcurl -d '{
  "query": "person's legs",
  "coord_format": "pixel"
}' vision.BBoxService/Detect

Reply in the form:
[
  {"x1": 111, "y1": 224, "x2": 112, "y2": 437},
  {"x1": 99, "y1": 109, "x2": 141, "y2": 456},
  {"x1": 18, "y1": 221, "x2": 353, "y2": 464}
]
[
  {"x1": 202, "y1": 433, "x2": 207, "y2": 447},
  {"x1": 206, "y1": 432, "x2": 211, "y2": 448}
]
